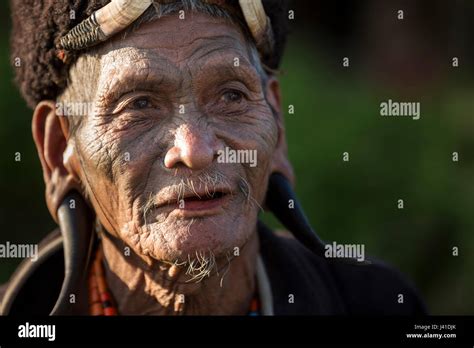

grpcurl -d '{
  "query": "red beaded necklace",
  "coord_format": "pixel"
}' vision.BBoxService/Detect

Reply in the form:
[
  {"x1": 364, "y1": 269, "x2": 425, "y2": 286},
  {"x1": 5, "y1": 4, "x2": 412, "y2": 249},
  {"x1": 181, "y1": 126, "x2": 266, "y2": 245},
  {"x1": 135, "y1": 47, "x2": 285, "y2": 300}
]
[
  {"x1": 88, "y1": 248, "x2": 117, "y2": 316},
  {"x1": 88, "y1": 247, "x2": 260, "y2": 315}
]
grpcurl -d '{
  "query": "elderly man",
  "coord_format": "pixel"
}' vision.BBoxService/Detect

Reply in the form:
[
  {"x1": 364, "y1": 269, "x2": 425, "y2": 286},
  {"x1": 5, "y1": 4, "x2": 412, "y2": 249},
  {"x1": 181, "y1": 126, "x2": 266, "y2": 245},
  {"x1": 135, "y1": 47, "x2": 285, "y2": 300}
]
[{"x1": 1, "y1": 0, "x2": 426, "y2": 316}]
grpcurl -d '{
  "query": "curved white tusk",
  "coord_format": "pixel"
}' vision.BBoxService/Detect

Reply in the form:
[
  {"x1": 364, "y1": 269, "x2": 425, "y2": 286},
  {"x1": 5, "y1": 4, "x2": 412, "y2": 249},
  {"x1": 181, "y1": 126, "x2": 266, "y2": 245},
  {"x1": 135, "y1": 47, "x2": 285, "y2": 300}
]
[
  {"x1": 238, "y1": 0, "x2": 274, "y2": 56},
  {"x1": 95, "y1": 0, "x2": 153, "y2": 37},
  {"x1": 59, "y1": 0, "x2": 153, "y2": 50},
  {"x1": 239, "y1": 0, "x2": 267, "y2": 41},
  {"x1": 60, "y1": 0, "x2": 275, "y2": 59}
]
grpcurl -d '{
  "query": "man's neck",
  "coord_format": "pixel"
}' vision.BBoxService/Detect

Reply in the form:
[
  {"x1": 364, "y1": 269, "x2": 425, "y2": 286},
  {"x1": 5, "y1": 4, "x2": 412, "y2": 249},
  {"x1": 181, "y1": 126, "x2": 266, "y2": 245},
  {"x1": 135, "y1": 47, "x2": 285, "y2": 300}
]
[{"x1": 100, "y1": 229, "x2": 259, "y2": 315}]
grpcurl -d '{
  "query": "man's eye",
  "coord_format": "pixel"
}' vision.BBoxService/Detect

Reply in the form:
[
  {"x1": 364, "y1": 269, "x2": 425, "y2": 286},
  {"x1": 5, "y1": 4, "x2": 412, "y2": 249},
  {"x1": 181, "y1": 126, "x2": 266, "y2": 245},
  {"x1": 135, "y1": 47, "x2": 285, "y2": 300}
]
[
  {"x1": 221, "y1": 90, "x2": 244, "y2": 103},
  {"x1": 131, "y1": 97, "x2": 153, "y2": 110}
]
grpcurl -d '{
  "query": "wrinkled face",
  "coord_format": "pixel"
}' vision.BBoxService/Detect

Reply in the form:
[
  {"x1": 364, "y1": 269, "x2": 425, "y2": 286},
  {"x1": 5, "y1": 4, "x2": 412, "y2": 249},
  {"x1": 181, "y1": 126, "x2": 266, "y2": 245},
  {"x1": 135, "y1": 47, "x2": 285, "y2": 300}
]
[{"x1": 71, "y1": 13, "x2": 278, "y2": 263}]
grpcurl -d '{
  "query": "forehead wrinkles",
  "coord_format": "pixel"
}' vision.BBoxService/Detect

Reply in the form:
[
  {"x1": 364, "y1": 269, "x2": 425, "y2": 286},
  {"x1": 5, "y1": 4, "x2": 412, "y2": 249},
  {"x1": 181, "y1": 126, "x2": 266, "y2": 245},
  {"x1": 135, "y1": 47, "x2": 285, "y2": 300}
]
[
  {"x1": 97, "y1": 48, "x2": 154, "y2": 97},
  {"x1": 185, "y1": 35, "x2": 249, "y2": 64},
  {"x1": 94, "y1": 14, "x2": 252, "y2": 76},
  {"x1": 100, "y1": 34, "x2": 249, "y2": 68},
  {"x1": 95, "y1": 48, "x2": 186, "y2": 105},
  {"x1": 101, "y1": 47, "x2": 149, "y2": 71},
  {"x1": 95, "y1": 40, "x2": 253, "y2": 101}
]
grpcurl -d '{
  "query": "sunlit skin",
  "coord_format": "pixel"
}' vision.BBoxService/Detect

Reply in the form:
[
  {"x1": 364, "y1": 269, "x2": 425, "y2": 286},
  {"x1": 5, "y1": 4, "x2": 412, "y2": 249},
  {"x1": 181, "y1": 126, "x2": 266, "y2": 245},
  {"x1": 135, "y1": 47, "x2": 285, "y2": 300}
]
[{"x1": 33, "y1": 12, "x2": 290, "y2": 314}]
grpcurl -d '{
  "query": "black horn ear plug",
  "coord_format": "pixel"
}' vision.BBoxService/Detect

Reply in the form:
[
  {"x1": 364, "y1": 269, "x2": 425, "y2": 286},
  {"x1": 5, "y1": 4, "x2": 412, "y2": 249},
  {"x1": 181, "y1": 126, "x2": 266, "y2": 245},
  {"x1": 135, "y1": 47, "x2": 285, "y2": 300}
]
[
  {"x1": 265, "y1": 173, "x2": 369, "y2": 265},
  {"x1": 51, "y1": 191, "x2": 95, "y2": 315}
]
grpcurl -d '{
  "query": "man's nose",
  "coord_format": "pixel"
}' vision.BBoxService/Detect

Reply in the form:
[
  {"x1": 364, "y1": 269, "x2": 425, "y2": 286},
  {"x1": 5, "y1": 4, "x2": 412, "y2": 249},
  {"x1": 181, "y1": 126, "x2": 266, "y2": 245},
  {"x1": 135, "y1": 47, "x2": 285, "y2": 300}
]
[{"x1": 164, "y1": 124, "x2": 217, "y2": 170}]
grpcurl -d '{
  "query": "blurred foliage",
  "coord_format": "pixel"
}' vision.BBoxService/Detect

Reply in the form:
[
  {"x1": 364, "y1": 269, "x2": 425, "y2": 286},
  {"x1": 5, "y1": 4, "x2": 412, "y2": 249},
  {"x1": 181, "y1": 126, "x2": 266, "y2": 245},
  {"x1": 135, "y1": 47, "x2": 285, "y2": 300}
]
[
  {"x1": 264, "y1": 39, "x2": 474, "y2": 314},
  {"x1": 0, "y1": 1, "x2": 472, "y2": 314}
]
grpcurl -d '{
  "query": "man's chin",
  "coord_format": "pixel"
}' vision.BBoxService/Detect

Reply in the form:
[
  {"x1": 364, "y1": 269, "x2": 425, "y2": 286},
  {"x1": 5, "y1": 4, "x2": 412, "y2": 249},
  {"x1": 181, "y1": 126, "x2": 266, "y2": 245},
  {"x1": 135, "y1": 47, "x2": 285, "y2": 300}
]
[{"x1": 142, "y1": 215, "x2": 248, "y2": 263}]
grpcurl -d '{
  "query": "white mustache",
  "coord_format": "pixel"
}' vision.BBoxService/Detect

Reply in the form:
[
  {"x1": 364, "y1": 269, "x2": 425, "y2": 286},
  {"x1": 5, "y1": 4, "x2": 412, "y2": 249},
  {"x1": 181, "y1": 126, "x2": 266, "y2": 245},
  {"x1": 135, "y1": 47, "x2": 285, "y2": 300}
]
[{"x1": 140, "y1": 171, "x2": 262, "y2": 224}]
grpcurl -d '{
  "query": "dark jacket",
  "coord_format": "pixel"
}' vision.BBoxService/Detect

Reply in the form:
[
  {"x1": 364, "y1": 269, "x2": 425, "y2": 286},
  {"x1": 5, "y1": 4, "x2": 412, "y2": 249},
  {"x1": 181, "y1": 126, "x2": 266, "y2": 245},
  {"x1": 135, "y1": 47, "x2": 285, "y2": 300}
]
[{"x1": 0, "y1": 223, "x2": 427, "y2": 315}]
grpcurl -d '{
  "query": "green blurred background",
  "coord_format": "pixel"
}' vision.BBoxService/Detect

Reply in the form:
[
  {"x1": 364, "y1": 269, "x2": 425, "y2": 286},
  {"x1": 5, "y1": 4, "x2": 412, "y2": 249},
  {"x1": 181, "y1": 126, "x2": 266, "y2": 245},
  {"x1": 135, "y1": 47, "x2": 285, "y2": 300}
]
[{"x1": 0, "y1": 0, "x2": 473, "y2": 314}]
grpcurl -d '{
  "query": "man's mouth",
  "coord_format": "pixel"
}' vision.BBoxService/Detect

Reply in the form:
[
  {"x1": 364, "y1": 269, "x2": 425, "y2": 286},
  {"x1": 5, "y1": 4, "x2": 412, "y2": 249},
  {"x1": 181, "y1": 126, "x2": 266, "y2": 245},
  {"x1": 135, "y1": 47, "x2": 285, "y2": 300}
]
[
  {"x1": 177, "y1": 191, "x2": 228, "y2": 211},
  {"x1": 154, "y1": 189, "x2": 232, "y2": 216}
]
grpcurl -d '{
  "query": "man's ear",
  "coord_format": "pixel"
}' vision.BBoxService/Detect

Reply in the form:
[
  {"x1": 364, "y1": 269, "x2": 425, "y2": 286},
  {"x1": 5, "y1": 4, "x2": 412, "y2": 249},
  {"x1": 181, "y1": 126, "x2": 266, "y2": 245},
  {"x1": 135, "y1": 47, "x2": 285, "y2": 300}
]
[
  {"x1": 265, "y1": 77, "x2": 295, "y2": 186},
  {"x1": 32, "y1": 100, "x2": 82, "y2": 222}
]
